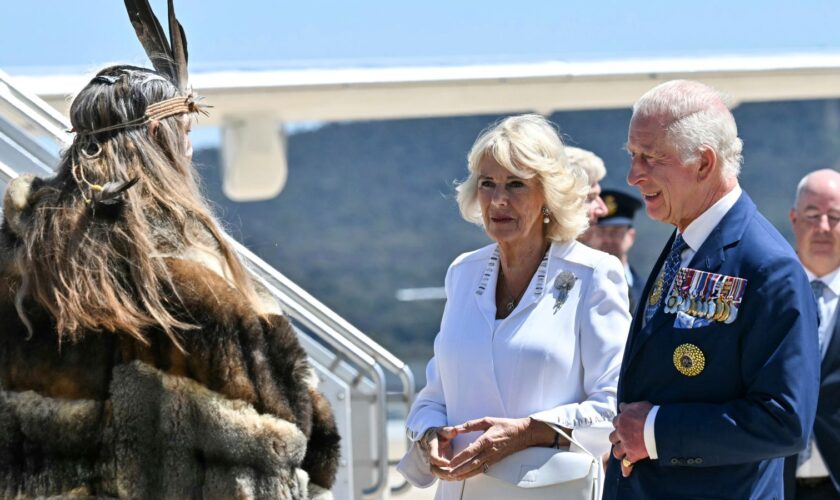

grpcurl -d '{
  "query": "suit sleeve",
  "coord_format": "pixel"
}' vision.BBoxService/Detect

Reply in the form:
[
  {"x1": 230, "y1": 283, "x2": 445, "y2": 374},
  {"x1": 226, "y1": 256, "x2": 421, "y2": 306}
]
[
  {"x1": 654, "y1": 257, "x2": 820, "y2": 467},
  {"x1": 532, "y1": 254, "x2": 631, "y2": 433}
]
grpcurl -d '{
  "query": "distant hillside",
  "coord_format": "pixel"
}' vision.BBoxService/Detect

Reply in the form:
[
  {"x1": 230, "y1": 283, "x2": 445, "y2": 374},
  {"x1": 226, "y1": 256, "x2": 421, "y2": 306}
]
[{"x1": 194, "y1": 99, "x2": 840, "y2": 371}]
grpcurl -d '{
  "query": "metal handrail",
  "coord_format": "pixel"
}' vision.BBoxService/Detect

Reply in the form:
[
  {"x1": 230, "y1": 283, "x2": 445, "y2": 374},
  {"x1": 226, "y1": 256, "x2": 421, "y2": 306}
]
[
  {"x1": 0, "y1": 159, "x2": 18, "y2": 182},
  {"x1": 0, "y1": 70, "x2": 72, "y2": 143},
  {"x1": 294, "y1": 289, "x2": 416, "y2": 495},
  {"x1": 230, "y1": 240, "x2": 401, "y2": 497}
]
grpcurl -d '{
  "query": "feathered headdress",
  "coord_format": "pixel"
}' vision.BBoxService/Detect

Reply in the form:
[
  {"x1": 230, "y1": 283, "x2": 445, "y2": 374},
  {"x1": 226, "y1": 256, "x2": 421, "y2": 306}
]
[
  {"x1": 72, "y1": 1, "x2": 209, "y2": 210},
  {"x1": 120, "y1": 0, "x2": 208, "y2": 122},
  {"x1": 75, "y1": 0, "x2": 207, "y2": 138},
  {"x1": 124, "y1": 0, "x2": 189, "y2": 93}
]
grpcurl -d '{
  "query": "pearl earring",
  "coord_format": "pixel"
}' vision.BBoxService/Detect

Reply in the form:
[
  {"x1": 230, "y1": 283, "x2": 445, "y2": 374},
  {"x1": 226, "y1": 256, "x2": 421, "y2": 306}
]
[{"x1": 542, "y1": 207, "x2": 550, "y2": 224}]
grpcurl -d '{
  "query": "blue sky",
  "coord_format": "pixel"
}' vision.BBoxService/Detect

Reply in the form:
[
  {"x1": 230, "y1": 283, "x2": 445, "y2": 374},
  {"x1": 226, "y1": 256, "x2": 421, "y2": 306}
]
[{"x1": 3, "y1": 0, "x2": 840, "y2": 74}]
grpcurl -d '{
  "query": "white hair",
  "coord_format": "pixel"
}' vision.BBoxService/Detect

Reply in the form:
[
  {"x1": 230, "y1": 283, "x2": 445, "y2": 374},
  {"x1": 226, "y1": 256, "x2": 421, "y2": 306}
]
[
  {"x1": 456, "y1": 114, "x2": 590, "y2": 243},
  {"x1": 633, "y1": 80, "x2": 744, "y2": 178},
  {"x1": 566, "y1": 146, "x2": 606, "y2": 184}
]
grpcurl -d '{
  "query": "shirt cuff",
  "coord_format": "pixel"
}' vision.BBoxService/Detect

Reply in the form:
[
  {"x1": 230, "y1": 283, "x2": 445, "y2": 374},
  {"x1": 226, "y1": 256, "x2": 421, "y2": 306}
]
[{"x1": 643, "y1": 405, "x2": 659, "y2": 460}]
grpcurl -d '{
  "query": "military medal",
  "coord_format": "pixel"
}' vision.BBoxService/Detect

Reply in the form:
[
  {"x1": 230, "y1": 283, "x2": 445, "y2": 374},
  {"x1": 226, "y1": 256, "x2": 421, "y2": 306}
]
[
  {"x1": 696, "y1": 273, "x2": 711, "y2": 319},
  {"x1": 693, "y1": 273, "x2": 711, "y2": 318},
  {"x1": 725, "y1": 304, "x2": 738, "y2": 324},
  {"x1": 718, "y1": 300, "x2": 731, "y2": 322},
  {"x1": 673, "y1": 343, "x2": 705, "y2": 377},
  {"x1": 705, "y1": 295, "x2": 716, "y2": 320},
  {"x1": 690, "y1": 273, "x2": 703, "y2": 317},
  {"x1": 714, "y1": 278, "x2": 733, "y2": 322},
  {"x1": 713, "y1": 297, "x2": 726, "y2": 322},
  {"x1": 649, "y1": 275, "x2": 664, "y2": 306},
  {"x1": 665, "y1": 268, "x2": 687, "y2": 313},
  {"x1": 724, "y1": 278, "x2": 746, "y2": 324},
  {"x1": 666, "y1": 292, "x2": 679, "y2": 312},
  {"x1": 680, "y1": 270, "x2": 698, "y2": 313},
  {"x1": 704, "y1": 275, "x2": 722, "y2": 320},
  {"x1": 658, "y1": 267, "x2": 749, "y2": 325}
]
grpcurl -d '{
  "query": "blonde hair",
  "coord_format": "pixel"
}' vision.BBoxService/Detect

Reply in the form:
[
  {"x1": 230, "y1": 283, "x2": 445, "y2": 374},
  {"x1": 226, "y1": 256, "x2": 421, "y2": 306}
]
[
  {"x1": 456, "y1": 114, "x2": 589, "y2": 243},
  {"x1": 566, "y1": 146, "x2": 606, "y2": 184}
]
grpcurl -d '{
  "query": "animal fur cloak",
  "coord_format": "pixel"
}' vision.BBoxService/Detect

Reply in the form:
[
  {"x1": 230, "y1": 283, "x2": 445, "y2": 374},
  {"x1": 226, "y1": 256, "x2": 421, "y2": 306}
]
[{"x1": 0, "y1": 253, "x2": 340, "y2": 499}]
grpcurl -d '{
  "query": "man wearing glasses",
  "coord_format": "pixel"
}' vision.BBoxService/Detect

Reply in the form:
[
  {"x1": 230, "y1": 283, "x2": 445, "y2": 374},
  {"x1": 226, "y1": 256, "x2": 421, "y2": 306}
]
[{"x1": 786, "y1": 169, "x2": 840, "y2": 499}]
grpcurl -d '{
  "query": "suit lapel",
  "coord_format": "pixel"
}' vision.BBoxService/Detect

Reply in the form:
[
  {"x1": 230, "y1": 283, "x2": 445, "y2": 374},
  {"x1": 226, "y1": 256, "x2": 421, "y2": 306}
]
[
  {"x1": 620, "y1": 232, "x2": 674, "y2": 379},
  {"x1": 623, "y1": 192, "x2": 756, "y2": 373}
]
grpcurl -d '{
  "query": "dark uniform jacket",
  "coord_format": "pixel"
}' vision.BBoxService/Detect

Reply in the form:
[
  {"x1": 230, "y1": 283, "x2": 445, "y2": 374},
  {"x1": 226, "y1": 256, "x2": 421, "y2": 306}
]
[
  {"x1": 603, "y1": 192, "x2": 820, "y2": 500},
  {"x1": 784, "y1": 293, "x2": 840, "y2": 497}
]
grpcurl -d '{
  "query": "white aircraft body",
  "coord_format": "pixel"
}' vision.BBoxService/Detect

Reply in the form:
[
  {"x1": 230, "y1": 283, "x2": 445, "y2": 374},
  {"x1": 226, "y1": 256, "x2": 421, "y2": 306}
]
[{"x1": 9, "y1": 52, "x2": 840, "y2": 201}]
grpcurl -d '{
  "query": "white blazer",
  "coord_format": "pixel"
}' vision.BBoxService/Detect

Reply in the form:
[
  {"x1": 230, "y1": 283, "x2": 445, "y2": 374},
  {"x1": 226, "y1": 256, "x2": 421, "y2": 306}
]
[{"x1": 397, "y1": 240, "x2": 631, "y2": 499}]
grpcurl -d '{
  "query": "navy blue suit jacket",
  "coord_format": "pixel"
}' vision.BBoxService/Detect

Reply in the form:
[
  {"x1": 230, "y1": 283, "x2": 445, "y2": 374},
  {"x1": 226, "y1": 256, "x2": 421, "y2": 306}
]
[
  {"x1": 784, "y1": 301, "x2": 840, "y2": 498},
  {"x1": 816, "y1": 311, "x2": 840, "y2": 490},
  {"x1": 603, "y1": 192, "x2": 821, "y2": 500}
]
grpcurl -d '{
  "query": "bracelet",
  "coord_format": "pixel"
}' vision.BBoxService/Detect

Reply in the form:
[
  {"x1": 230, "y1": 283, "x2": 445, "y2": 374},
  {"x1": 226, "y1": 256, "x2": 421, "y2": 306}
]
[{"x1": 419, "y1": 427, "x2": 440, "y2": 452}]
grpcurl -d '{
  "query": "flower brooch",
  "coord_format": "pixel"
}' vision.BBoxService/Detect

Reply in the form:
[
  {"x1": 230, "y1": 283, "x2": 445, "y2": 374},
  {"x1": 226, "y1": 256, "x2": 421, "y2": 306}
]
[{"x1": 553, "y1": 271, "x2": 577, "y2": 313}]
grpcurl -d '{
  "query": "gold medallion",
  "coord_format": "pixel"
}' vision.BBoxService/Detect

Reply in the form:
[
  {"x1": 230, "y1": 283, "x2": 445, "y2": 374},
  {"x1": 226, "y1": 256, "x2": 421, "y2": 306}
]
[
  {"x1": 724, "y1": 303, "x2": 739, "y2": 324},
  {"x1": 649, "y1": 276, "x2": 664, "y2": 306},
  {"x1": 673, "y1": 343, "x2": 705, "y2": 377},
  {"x1": 721, "y1": 301, "x2": 731, "y2": 323},
  {"x1": 666, "y1": 293, "x2": 678, "y2": 310},
  {"x1": 688, "y1": 298, "x2": 699, "y2": 316},
  {"x1": 714, "y1": 298, "x2": 726, "y2": 322},
  {"x1": 705, "y1": 300, "x2": 716, "y2": 320},
  {"x1": 702, "y1": 299, "x2": 712, "y2": 319},
  {"x1": 678, "y1": 295, "x2": 691, "y2": 312}
]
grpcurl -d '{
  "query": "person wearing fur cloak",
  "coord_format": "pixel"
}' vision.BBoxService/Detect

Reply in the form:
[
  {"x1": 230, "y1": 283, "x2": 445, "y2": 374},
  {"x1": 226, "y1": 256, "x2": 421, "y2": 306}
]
[{"x1": 0, "y1": 1, "x2": 340, "y2": 498}]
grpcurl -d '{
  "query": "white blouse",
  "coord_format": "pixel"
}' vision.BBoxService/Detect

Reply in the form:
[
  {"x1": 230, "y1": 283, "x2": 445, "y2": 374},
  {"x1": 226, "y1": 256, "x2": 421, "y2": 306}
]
[{"x1": 397, "y1": 240, "x2": 631, "y2": 498}]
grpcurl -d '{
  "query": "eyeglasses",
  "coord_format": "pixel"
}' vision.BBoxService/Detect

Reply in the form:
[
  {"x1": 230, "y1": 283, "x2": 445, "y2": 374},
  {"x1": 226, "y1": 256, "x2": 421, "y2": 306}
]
[{"x1": 801, "y1": 211, "x2": 840, "y2": 227}]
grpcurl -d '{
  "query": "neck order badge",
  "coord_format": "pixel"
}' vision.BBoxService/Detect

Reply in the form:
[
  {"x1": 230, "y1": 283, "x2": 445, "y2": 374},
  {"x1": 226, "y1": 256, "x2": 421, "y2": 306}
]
[{"x1": 645, "y1": 235, "x2": 687, "y2": 323}]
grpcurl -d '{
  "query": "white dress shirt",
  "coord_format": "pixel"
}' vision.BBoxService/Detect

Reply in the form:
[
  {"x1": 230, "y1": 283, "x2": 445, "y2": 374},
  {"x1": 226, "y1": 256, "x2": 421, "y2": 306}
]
[
  {"x1": 643, "y1": 185, "x2": 743, "y2": 460},
  {"x1": 397, "y1": 240, "x2": 631, "y2": 499},
  {"x1": 796, "y1": 264, "x2": 840, "y2": 478}
]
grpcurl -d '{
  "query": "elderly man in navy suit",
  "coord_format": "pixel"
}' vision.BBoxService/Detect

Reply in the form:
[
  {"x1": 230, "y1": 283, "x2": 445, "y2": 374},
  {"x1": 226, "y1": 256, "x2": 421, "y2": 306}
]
[
  {"x1": 604, "y1": 79, "x2": 820, "y2": 499},
  {"x1": 785, "y1": 169, "x2": 840, "y2": 499}
]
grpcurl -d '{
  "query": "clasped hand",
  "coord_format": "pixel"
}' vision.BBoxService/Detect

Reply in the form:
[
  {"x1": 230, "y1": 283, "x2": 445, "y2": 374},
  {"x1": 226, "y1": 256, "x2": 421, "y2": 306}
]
[
  {"x1": 423, "y1": 416, "x2": 551, "y2": 482},
  {"x1": 608, "y1": 401, "x2": 652, "y2": 477}
]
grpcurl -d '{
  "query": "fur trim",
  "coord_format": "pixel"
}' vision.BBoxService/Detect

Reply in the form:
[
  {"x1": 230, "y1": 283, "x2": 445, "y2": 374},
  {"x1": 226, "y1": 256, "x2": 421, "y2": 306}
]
[
  {"x1": 0, "y1": 260, "x2": 341, "y2": 497},
  {"x1": 0, "y1": 362, "x2": 316, "y2": 499}
]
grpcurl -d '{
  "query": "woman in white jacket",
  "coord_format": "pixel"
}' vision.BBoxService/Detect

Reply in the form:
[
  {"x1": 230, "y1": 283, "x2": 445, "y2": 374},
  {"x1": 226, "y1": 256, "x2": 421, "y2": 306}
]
[{"x1": 397, "y1": 114, "x2": 631, "y2": 499}]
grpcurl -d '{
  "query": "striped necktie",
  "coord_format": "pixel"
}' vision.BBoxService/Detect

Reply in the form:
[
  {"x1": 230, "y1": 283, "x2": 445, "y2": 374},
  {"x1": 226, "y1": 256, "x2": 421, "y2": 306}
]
[{"x1": 811, "y1": 279, "x2": 827, "y2": 349}]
